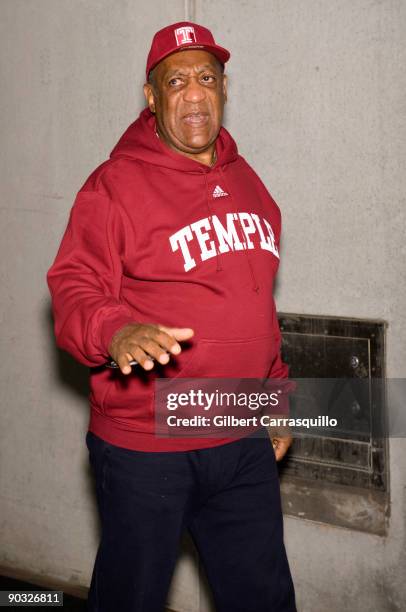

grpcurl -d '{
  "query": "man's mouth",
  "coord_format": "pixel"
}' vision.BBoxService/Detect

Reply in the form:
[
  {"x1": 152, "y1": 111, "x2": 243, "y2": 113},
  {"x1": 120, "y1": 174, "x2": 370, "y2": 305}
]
[{"x1": 182, "y1": 112, "x2": 209, "y2": 127}]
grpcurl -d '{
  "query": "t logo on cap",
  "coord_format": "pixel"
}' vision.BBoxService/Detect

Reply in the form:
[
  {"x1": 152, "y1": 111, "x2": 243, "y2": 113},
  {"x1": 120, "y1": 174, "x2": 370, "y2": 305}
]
[{"x1": 174, "y1": 26, "x2": 196, "y2": 46}]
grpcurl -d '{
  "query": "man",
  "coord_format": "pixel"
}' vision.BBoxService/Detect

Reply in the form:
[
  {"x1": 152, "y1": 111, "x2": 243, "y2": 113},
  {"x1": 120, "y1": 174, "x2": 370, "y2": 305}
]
[{"x1": 47, "y1": 21, "x2": 297, "y2": 612}]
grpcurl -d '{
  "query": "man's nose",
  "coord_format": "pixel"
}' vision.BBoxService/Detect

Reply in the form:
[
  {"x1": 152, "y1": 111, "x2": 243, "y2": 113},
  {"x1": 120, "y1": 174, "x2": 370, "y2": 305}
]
[{"x1": 183, "y1": 77, "x2": 206, "y2": 103}]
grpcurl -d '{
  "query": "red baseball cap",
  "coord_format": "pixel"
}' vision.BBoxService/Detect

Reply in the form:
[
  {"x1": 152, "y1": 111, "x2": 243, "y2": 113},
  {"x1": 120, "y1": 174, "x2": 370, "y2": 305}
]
[{"x1": 146, "y1": 22, "x2": 230, "y2": 80}]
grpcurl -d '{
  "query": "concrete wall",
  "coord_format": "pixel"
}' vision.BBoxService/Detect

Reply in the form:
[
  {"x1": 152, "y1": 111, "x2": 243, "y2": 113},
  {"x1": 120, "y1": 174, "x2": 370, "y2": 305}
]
[{"x1": 0, "y1": 1, "x2": 405, "y2": 611}]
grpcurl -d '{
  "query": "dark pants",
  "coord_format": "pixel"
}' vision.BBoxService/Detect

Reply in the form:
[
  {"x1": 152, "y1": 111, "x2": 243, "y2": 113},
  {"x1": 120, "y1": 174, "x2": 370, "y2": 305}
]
[{"x1": 86, "y1": 428, "x2": 297, "y2": 612}]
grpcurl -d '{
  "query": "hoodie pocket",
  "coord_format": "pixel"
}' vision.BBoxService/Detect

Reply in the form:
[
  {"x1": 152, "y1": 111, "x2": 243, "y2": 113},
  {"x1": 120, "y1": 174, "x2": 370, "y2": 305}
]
[
  {"x1": 158, "y1": 333, "x2": 279, "y2": 385},
  {"x1": 154, "y1": 335, "x2": 281, "y2": 429},
  {"x1": 98, "y1": 334, "x2": 280, "y2": 426}
]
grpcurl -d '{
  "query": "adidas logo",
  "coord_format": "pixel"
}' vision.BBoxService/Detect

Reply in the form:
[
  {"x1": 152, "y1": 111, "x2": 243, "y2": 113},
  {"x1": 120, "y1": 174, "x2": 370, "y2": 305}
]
[{"x1": 212, "y1": 185, "x2": 229, "y2": 198}]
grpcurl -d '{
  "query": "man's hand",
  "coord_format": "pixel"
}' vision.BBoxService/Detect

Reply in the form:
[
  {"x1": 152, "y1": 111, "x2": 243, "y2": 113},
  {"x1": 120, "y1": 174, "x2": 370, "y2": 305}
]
[
  {"x1": 108, "y1": 323, "x2": 194, "y2": 375},
  {"x1": 267, "y1": 419, "x2": 293, "y2": 461}
]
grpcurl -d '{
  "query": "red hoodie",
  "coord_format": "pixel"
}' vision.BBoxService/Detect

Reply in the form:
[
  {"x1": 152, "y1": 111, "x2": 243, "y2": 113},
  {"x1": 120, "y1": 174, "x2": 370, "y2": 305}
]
[{"x1": 47, "y1": 108, "x2": 291, "y2": 451}]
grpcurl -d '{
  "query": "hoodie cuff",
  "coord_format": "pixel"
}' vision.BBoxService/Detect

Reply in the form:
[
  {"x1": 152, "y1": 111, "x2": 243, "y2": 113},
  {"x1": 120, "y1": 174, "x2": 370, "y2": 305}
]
[{"x1": 100, "y1": 312, "x2": 138, "y2": 356}]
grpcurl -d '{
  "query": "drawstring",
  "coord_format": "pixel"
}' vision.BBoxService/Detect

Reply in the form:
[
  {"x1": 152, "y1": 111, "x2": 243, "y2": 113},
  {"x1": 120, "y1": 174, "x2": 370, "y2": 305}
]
[
  {"x1": 219, "y1": 166, "x2": 260, "y2": 293},
  {"x1": 202, "y1": 170, "x2": 223, "y2": 272}
]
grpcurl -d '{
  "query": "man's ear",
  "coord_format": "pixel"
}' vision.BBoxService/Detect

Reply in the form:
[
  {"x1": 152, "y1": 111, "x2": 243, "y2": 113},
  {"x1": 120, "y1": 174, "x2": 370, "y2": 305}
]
[
  {"x1": 143, "y1": 83, "x2": 156, "y2": 113},
  {"x1": 222, "y1": 74, "x2": 228, "y2": 103}
]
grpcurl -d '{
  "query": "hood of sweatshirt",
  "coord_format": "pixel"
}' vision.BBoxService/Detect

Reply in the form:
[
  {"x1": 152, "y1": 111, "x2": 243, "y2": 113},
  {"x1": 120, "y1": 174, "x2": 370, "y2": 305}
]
[{"x1": 110, "y1": 107, "x2": 239, "y2": 172}]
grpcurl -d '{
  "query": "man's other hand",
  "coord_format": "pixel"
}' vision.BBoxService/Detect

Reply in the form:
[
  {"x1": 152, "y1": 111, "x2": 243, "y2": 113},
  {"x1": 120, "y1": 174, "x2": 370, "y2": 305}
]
[
  {"x1": 108, "y1": 323, "x2": 194, "y2": 375},
  {"x1": 267, "y1": 420, "x2": 293, "y2": 462}
]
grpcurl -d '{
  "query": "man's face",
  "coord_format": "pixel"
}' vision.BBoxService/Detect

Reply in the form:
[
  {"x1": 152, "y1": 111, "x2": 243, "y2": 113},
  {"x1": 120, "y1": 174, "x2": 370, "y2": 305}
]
[{"x1": 143, "y1": 50, "x2": 227, "y2": 162}]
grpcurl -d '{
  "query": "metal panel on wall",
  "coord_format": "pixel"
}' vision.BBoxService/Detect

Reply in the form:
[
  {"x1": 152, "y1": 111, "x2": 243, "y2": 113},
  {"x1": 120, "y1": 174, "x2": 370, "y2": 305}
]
[{"x1": 277, "y1": 313, "x2": 389, "y2": 535}]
